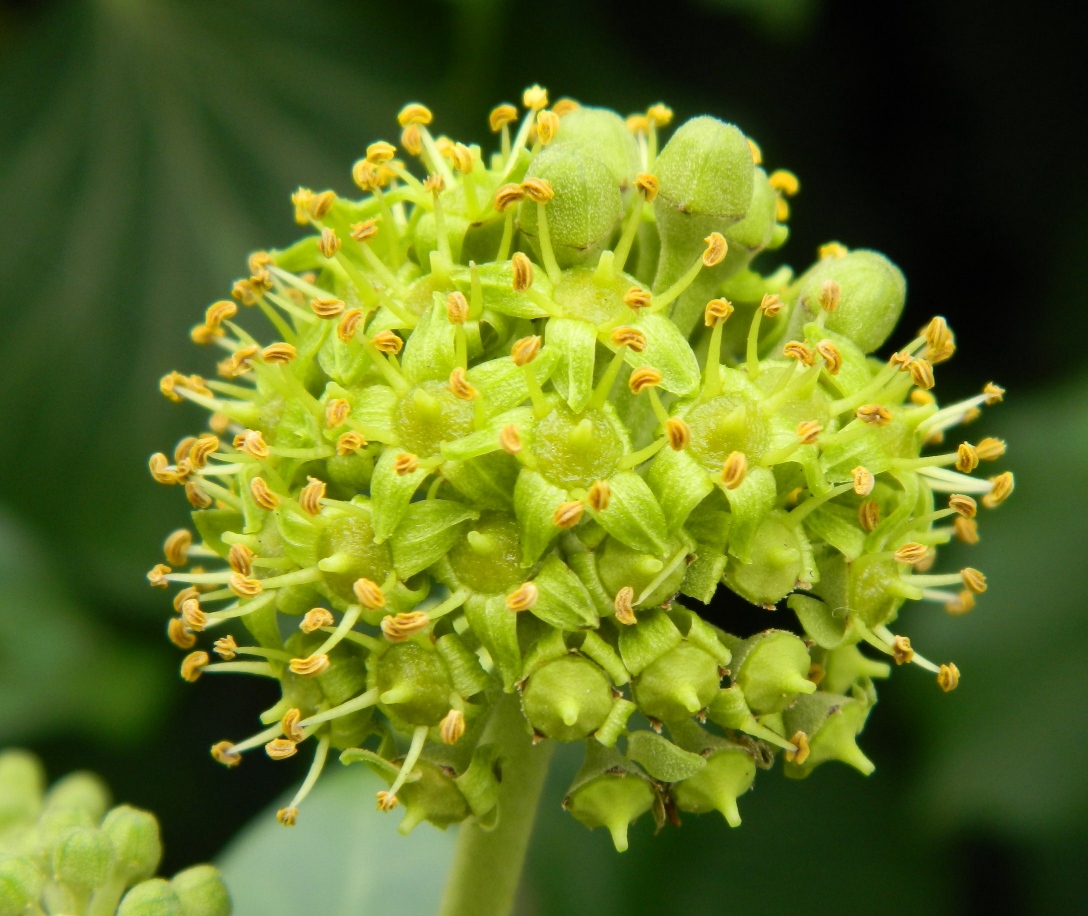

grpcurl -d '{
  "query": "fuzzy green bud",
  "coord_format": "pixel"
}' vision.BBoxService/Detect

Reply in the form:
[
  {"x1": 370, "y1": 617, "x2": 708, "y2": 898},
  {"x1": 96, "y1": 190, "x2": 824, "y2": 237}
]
[
  {"x1": 118, "y1": 878, "x2": 184, "y2": 916},
  {"x1": 521, "y1": 656, "x2": 614, "y2": 741},
  {"x1": 374, "y1": 643, "x2": 454, "y2": 727},
  {"x1": 171, "y1": 865, "x2": 232, "y2": 916},
  {"x1": 782, "y1": 692, "x2": 875, "y2": 777},
  {"x1": 44, "y1": 771, "x2": 112, "y2": 823},
  {"x1": 394, "y1": 760, "x2": 472, "y2": 835},
  {"x1": 554, "y1": 107, "x2": 641, "y2": 191},
  {"x1": 101, "y1": 805, "x2": 162, "y2": 887},
  {"x1": 564, "y1": 747, "x2": 655, "y2": 853},
  {"x1": 0, "y1": 857, "x2": 43, "y2": 916},
  {"x1": 52, "y1": 825, "x2": 115, "y2": 892},
  {"x1": 632, "y1": 643, "x2": 722, "y2": 722},
  {"x1": 0, "y1": 750, "x2": 44, "y2": 832},
  {"x1": 671, "y1": 747, "x2": 757, "y2": 827}
]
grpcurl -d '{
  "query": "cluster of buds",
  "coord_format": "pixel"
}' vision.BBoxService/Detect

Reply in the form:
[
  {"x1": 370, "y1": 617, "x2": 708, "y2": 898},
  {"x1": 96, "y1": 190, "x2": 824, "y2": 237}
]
[
  {"x1": 0, "y1": 749, "x2": 230, "y2": 914},
  {"x1": 149, "y1": 88, "x2": 1012, "y2": 848}
]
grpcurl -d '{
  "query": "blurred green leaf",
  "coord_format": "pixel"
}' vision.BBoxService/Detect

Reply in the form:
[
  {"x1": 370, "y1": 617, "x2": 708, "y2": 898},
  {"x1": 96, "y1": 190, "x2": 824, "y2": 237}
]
[
  {"x1": 0, "y1": 506, "x2": 167, "y2": 742},
  {"x1": 217, "y1": 764, "x2": 454, "y2": 915}
]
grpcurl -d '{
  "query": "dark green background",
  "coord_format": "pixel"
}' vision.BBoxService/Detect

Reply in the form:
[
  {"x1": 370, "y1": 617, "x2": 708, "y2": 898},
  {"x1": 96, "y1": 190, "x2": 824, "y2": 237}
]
[{"x1": 1, "y1": 0, "x2": 1085, "y2": 912}]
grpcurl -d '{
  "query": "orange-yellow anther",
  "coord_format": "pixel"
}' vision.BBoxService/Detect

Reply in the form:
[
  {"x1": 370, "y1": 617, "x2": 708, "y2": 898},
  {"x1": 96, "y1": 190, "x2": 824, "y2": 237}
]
[
  {"x1": 610, "y1": 326, "x2": 647, "y2": 352},
  {"x1": 587, "y1": 480, "x2": 611, "y2": 512},
  {"x1": 857, "y1": 404, "x2": 892, "y2": 426},
  {"x1": 181, "y1": 651, "x2": 209, "y2": 682},
  {"x1": 440, "y1": 709, "x2": 466, "y2": 745},
  {"x1": 553, "y1": 501, "x2": 585, "y2": 529},
  {"x1": 937, "y1": 663, "x2": 960, "y2": 692},
  {"x1": 371, "y1": 330, "x2": 404, "y2": 355},
  {"x1": 628, "y1": 367, "x2": 662, "y2": 395},
  {"x1": 702, "y1": 233, "x2": 727, "y2": 267},
  {"x1": 300, "y1": 608, "x2": 335, "y2": 634},
  {"x1": 250, "y1": 477, "x2": 280, "y2": 510},
  {"x1": 380, "y1": 611, "x2": 430, "y2": 642},
  {"x1": 613, "y1": 587, "x2": 637, "y2": 626},
  {"x1": 511, "y1": 252, "x2": 534, "y2": 291},
  {"x1": 624, "y1": 287, "x2": 652, "y2": 310},
  {"x1": 666, "y1": 418, "x2": 690, "y2": 451},
  {"x1": 512, "y1": 335, "x2": 542, "y2": 366},
  {"x1": 449, "y1": 367, "x2": 478, "y2": 401},
  {"x1": 635, "y1": 173, "x2": 659, "y2": 201},
  {"x1": 506, "y1": 581, "x2": 539, "y2": 612},
  {"x1": 816, "y1": 340, "x2": 842, "y2": 374},
  {"x1": 520, "y1": 177, "x2": 554, "y2": 203},
  {"x1": 299, "y1": 477, "x2": 326, "y2": 516},
  {"x1": 721, "y1": 451, "x2": 747, "y2": 490},
  {"x1": 858, "y1": 499, "x2": 880, "y2": 532},
  {"x1": 489, "y1": 104, "x2": 518, "y2": 132}
]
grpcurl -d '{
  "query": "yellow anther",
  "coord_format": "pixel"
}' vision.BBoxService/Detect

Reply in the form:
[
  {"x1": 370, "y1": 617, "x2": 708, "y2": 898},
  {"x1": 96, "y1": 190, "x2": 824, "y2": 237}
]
[
  {"x1": 248, "y1": 251, "x2": 273, "y2": 274},
  {"x1": 189, "y1": 435, "x2": 219, "y2": 469},
  {"x1": 913, "y1": 549, "x2": 936, "y2": 573},
  {"x1": 949, "y1": 494, "x2": 977, "y2": 519},
  {"x1": 380, "y1": 611, "x2": 431, "y2": 643},
  {"x1": 191, "y1": 324, "x2": 219, "y2": 345},
  {"x1": 376, "y1": 791, "x2": 399, "y2": 812},
  {"x1": 816, "y1": 339, "x2": 843, "y2": 374},
  {"x1": 325, "y1": 398, "x2": 351, "y2": 429},
  {"x1": 628, "y1": 367, "x2": 663, "y2": 395},
  {"x1": 892, "y1": 636, "x2": 914, "y2": 665},
  {"x1": 291, "y1": 188, "x2": 314, "y2": 225},
  {"x1": 211, "y1": 741, "x2": 241, "y2": 768},
  {"x1": 350, "y1": 219, "x2": 379, "y2": 243},
  {"x1": 205, "y1": 300, "x2": 237, "y2": 329},
  {"x1": 624, "y1": 287, "x2": 652, "y2": 310},
  {"x1": 163, "y1": 529, "x2": 192, "y2": 567},
  {"x1": 449, "y1": 142, "x2": 475, "y2": 173},
  {"x1": 704, "y1": 298, "x2": 734, "y2": 326},
  {"x1": 489, "y1": 104, "x2": 518, "y2": 132},
  {"x1": 785, "y1": 731, "x2": 810, "y2": 765},
  {"x1": 613, "y1": 587, "x2": 637, "y2": 626},
  {"x1": 666, "y1": 418, "x2": 690, "y2": 451},
  {"x1": 511, "y1": 252, "x2": 534, "y2": 291},
  {"x1": 856, "y1": 404, "x2": 892, "y2": 426},
  {"x1": 393, "y1": 453, "x2": 419, "y2": 476},
  {"x1": 352, "y1": 159, "x2": 380, "y2": 191},
  {"x1": 894, "y1": 542, "x2": 929, "y2": 565},
  {"x1": 890, "y1": 351, "x2": 913, "y2": 371},
  {"x1": 906, "y1": 358, "x2": 934, "y2": 390},
  {"x1": 180, "y1": 599, "x2": 205, "y2": 634},
  {"x1": 366, "y1": 140, "x2": 397, "y2": 164},
  {"x1": 702, "y1": 232, "x2": 727, "y2": 267},
  {"x1": 446, "y1": 291, "x2": 469, "y2": 325},
  {"x1": 434, "y1": 136, "x2": 454, "y2": 159},
  {"x1": 858, "y1": 499, "x2": 880, "y2": 532},
  {"x1": 288, "y1": 655, "x2": 329, "y2": 678},
  {"x1": 626, "y1": 114, "x2": 649, "y2": 134},
  {"x1": 353, "y1": 577, "x2": 387, "y2": 611},
  {"x1": 423, "y1": 173, "x2": 446, "y2": 194},
  {"x1": 265, "y1": 738, "x2": 299, "y2": 760},
  {"x1": 983, "y1": 382, "x2": 1005, "y2": 405},
  {"x1": 721, "y1": 451, "x2": 748, "y2": 490},
  {"x1": 299, "y1": 477, "x2": 326, "y2": 516},
  {"x1": 167, "y1": 618, "x2": 196, "y2": 650},
  {"x1": 228, "y1": 543, "x2": 255, "y2": 576},
  {"x1": 758, "y1": 293, "x2": 783, "y2": 318},
  {"x1": 400, "y1": 123, "x2": 423, "y2": 157},
  {"x1": 775, "y1": 197, "x2": 790, "y2": 222},
  {"x1": 783, "y1": 341, "x2": 816, "y2": 366},
  {"x1": 769, "y1": 169, "x2": 800, "y2": 196},
  {"x1": 937, "y1": 663, "x2": 960, "y2": 692},
  {"x1": 536, "y1": 110, "x2": 560, "y2": 145},
  {"x1": 440, "y1": 709, "x2": 466, "y2": 746},
  {"x1": 337, "y1": 308, "x2": 364, "y2": 343},
  {"x1": 511, "y1": 335, "x2": 542, "y2": 366},
  {"x1": 371, "y1": 330, "x2": 404, "y2": 355},
  {"x1": 277, "y1": 807, "x2": 299, "y2": 827},
  {"x1": 261, "y1": 342, "x2": 297, "y2": 364},
  {"x1": 797, "y1": 420, "x2": 823, "y2": 444},
  {"x1": 237, "y1": 429, "x2": 270, "y2": 459},
  {"x1": 926, "y1": 340, "x2": 956, "y2": 365},
  {"x1": 746, "y1": 138, "x2": 762, "y2": 165},
  {"x1": 553, "y1": 500, "x2": 585, "y2": 529},
  {"x1": 553, "y1": 98, "x2": 580, "y2": 117},
  {"x1": 174, "y1": 435, "x2": 197, "y2": 465},
  {"x1": 954, "y1": 516, "x2": 979, "y2": 545},
  {"x1": 520, "y1": 177, "x2": 554, "y2": 203},
  {"x1": 945, "y1": 590, "x2": 976, "y2": 615},
  {"x1": 300, "y1": 608, "x2": 335, "y2": 634},
  {"x1": 818, "y1": 242, "x2": 848, "y2": 260},
  {"x1": 522, "y1": 85, "x2": 548, "y2": 110},
  {"x1": 309, "y1": 190, "x2": 336, "y2": 220},
  {"x1": 976, "y1": 437, "x2": 1006, "y2": 461},
  {"x1": 587, "y1": 480, "x2": 611, "y2": 512},
  {"x1": 646, "y1": 103, "x2": 673, "y2": 126},
  {"x1": 336, "y1": 431, "x2": 367, "y2": 456},
  {"x1": 493, "y1": 183, "x2": 525, "y2": 213},
  {"x1": 610, "y1": 326, "x2": 647, "y2": 352},
  {"x1": 213, "y1": 635, "x2": 237, "y2": 661},
  {"x1": 317, "y1": 227, "x2": 341, "y2": 259},
  {"x1": 449, "y1": 367, "x2": 478, "y2": 401},
  {"x1": 818, "y1": 279, "x2": 841, "y2": 312},
  {"x1": 961, "y1": 567, "x2": 987, "y2": 594},
  {"x1": 147, "y1": 563, "x2": 171, "y2": 588},
  {"x1": 506, "y1": 581, "x2": 539, "y2": 612},
  {"x1": 249, "y1": 476, "x2": 281, "y2": 510},
  {"x1": 635, "y1": 173, "x2": 659, "y2": 201},
  {"x1": 185, "y1": 482, "x2": 213, "y2": 509},
  {"x1": 922, "y1": 316, "x2": 953, "y2": 352},
  {"x1": 228, "y1": 572, "x2": 263, "y2": 598},
  {"x1": 397, "y1": 103, "x2": 433, "y2": 127},
  {"x1": 956, "y1": 442, "x2": 979, "y2": 473},
  {"x1": 181, "y1": 651, "x2": 209, "y2": 683},
  {"x1": 910, "y1": 390, "x2": 936, "y2": 407},
  {"x1": 159, "y1": 371, "x2": 187, "y2": 403},
  {"x1": 499, "y1": 425, "x2": 522, "y2": 455}
]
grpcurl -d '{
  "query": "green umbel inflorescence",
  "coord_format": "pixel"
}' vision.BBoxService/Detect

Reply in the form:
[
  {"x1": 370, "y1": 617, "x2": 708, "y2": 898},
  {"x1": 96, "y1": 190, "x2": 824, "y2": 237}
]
[
  {"x1": 0, "y1": 749, "x2": 230, "y2": 916},
  {"x1": 148, "y1": 88, "x2": 1013, "y2": 849}
]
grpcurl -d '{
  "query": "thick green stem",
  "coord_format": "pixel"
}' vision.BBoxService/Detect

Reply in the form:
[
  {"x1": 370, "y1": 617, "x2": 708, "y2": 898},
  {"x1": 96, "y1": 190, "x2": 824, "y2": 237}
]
[{"x1": 439, "y1": 693, "x2": 554, "y2": 916}]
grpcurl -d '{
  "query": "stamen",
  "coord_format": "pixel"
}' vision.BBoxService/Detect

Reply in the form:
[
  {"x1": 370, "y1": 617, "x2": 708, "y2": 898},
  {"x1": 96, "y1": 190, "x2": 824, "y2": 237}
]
[
  {"x1": 961, "y1": 567, "x2": 987, "y2": 594},
  {"x1": 819, "y1": 242, "x2": 848, "y2": 260},
  {"x1": 892, "y1": 636, "x2": 914, "y2": 665},
  {"x1": 262, "y1": 343, "x2": 297, "y2": 365},
  {"x1": 181, "y1": 651, "x2": 209, "y2": 682},
  {"x1": 250, "y1": 477, "x2": 281, "y2": 510},
  {"x1": 337, "y1": 431, "x2": 367, "y2": 455},
  {"x1": 449, "y1": 367, "x2": 478, "y2": 401},
  {"x1": 288, "y1": 655, "x2": 330, "y2": 677},
  {"x1": 301, "y1": 608, "x2": 335, "y2": 633},
  {"x1": 299, "y1": 477, "x2": 326, "y2": 516},
  {"x1": 746, "y1": 294, "x2": 782, "y2": 378},
  {"x1": 381, "y1": 725, "x2": 430, "y2": 809},
  {"x1": 228, "y1": 544, "x2": 255, "y2": 575},
  {"x1": 147, "y1": 564, "x2": 172, "y2": 588},
  {"x1": 650, "y1": 234, "x2": 726, "y2": 312},
  {"x1": 956, "y1": 443, "x2": 979, "y2": 473},
  {"x1": 440, "y1": 710, "x2": 466, "y2": 745},
  {"x1": 629, "y1": 367, "x2": 662, "y2": 395},
  {"x1": 507, "y1": 582, "x2": 539, "y2": 612},
  {"x1": 982, "y1": 471, "x2": 1014, "y2": 508},
  {"x1": 976, "y1": 437, "x2": 1006, "y2": 461},
  {"x1": 265, "y1": 739, "x2": 298, "y2": 761},
  {"x1": 817, "y1": 340, "x2": 843, "y2": 376},
  {"x1": 954, "y1": 516, "x2": 979, "y2": 544},
  {"x1": 937, "y1": 663, "x2": 960, "y2": 692},
  {"x1": 167, "y1": 618, "x2": 196, "y2": 649},
  {"x1": 721, "y1": 451, "x2": 747, "y2": 490},
  {"x1": 380, "y1": 611, "x2": 431, "y2": 642},
  {"x1": 499, "y1": 424, "x2": 522, "y2": 455},
  {"x1": 857, "y1": 404, "x2": 892, "y2": 426},
  {"x1": 666, "y1": 418, "x2": 690, "y2": 451},
  {"x1": 852, "y1": 466, "x2": 875, "y2": 496},
  {"x1": 511, "y1": 252, "x2": 534, "y2": 292},
  {"x1": 353, "y1": 577, "x2": 387, "y2": 611},
  {"x1": 536, "y1": 110, "x2": 560, "y2": 146},
  {"x1": 587, "y1": 480, "x2": 611, "y2": 512},
  {"x1": 299, "y1": 688, "x2": 380, "y2": 730},
  {"x1": 553, "y1": 501, "x2": 585, "y2": 529},
  {"x1": 894, "y1": 542, "x2": 929, "y2": 565},
  {"x1": 945, "y1": 591, "x2": 976, "y2": 615},
  {"x1": 613, "y1": 173, "x2": 659, "y2": 270},
  {"x1": 858, "y1": 499, "x2": 880, "y2": 532},
  {"x1": 613, "y1": 587, "x2": 636, "y2": 626},
  {"x1": 949, "y1": 494, "x2": 977, "y2": 518},
  {"x1": 213, "y1": 635, "x2": 237, "y2": 660},
  {"x1": 211, "y1": 741, "x2": 241, "y2": 767},
  {"x1": 163, "y1": 530, "x2": 192, "y2": 566},
  {"x1": 785, "y1": 732, "x2": 810, "y2": 765}
]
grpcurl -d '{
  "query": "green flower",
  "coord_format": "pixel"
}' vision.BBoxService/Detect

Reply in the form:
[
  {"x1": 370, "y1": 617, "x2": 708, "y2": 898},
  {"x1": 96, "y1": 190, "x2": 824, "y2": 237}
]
[
  {"x1": 0, "y1": 749, "x2": 230, "y2": 915},
  {"x1": 148, "y1": 86, "x2": 1012, "y2": 848}
]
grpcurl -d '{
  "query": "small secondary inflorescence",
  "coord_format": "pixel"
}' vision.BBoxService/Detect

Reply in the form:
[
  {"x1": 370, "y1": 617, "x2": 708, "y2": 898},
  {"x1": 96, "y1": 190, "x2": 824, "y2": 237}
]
[
  {"x1": 148, "y1": 87, "x2": 1012, "y2": 850},
  {"x1": 0, "y1": 749, "x2": 230, "y2": 915}
]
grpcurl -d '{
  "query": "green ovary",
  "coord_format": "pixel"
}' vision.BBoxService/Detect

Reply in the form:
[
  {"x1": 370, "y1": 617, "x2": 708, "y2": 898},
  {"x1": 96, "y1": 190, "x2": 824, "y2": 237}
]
[
  {"x1": 446, "y1": 512, "x2": 524, "y2": 595},
  {"x1": 686, "y1": 393, "x2": 771, "y2": 470},
  {"x1": 317, "y1": 514, "x2": 392, "y2": 602},
  {"x1": 394, "y1": 381, "x2": 476, "y2": 457},
  {"x1": 533, "y1": 405, "x2": 623, "y2": 489}
]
